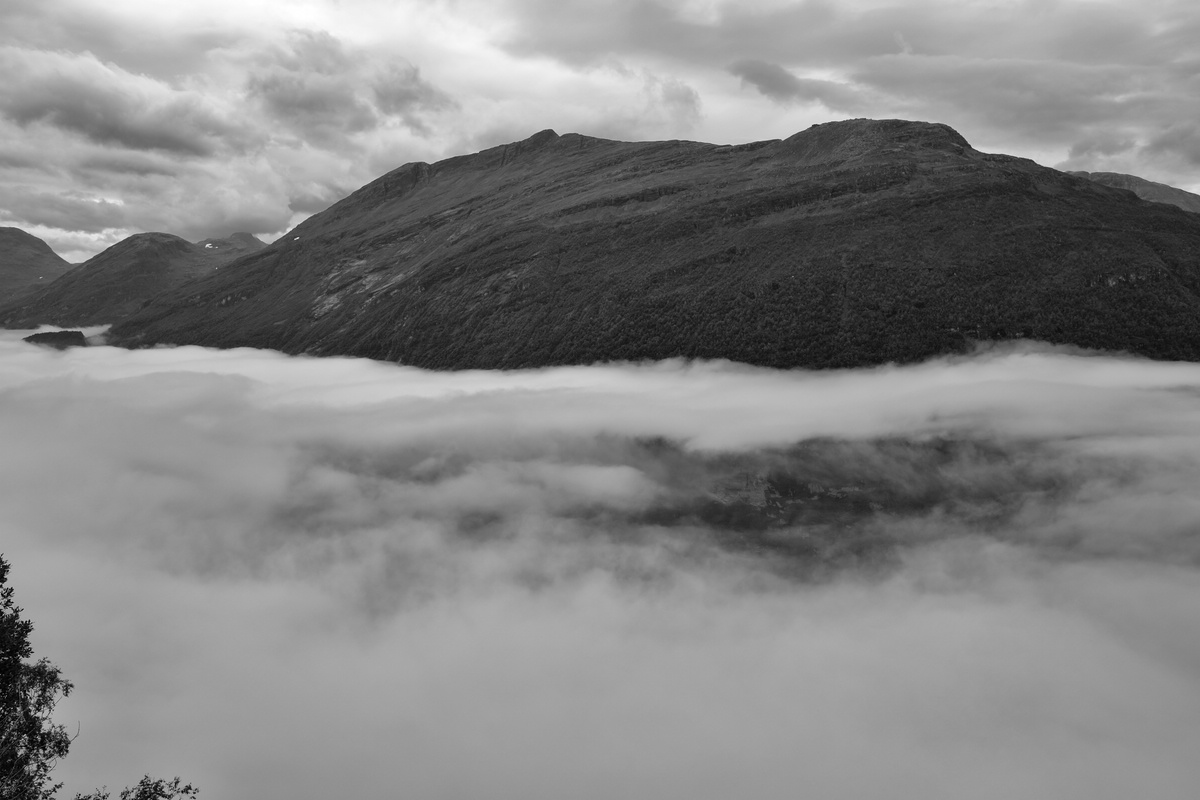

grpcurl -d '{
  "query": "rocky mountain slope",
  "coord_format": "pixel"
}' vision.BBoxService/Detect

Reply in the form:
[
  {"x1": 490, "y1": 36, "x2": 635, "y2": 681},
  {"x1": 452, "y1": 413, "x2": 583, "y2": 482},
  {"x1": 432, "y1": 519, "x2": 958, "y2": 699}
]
[
  {"x1": 108, "y1": 119, "x2": 1200, "y2": 368},
  {"x1": 1070, "y1": 171, "x2": 1200, "y2": 214},
  {"x1": 0, "y1": 227, "x2": 73, "y2": 301},
  {"x1": 0, "y1": 231, "x2": 264, "y2": 327}
]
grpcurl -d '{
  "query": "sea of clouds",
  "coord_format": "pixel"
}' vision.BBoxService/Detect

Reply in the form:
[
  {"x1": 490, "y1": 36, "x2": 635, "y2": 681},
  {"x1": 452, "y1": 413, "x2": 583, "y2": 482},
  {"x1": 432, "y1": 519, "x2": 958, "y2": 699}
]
[{"x1": 2, "y1": 329, "x2": 1199, "y2": 800}]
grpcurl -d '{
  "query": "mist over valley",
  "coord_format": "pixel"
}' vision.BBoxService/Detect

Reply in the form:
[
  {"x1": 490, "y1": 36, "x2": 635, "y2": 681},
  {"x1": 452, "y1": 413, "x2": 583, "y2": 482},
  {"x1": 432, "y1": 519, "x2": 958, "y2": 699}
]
[{"x1": 3, "y1": 331, "x2": 1199, "y2": 798}]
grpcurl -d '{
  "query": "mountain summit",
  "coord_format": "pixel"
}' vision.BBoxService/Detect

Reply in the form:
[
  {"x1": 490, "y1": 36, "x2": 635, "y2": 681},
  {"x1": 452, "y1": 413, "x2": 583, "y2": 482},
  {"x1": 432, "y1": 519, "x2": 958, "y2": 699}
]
[{"x1": 110, "y1": 119, "x2": 1200, "y2": 367}]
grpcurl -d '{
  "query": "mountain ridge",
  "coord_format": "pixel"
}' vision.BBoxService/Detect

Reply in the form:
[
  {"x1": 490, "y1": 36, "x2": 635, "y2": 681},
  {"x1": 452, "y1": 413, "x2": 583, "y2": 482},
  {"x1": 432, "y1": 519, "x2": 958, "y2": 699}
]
[
  {"x1": 105, "y1": 118, "x2": 1200, "y2": 368},
  {"x1": 1069, "y1": 170, "x2": 1200, "y2": 214},
  {"x1": 0, "y1": 231, "x2": 265, "y2": 327}
]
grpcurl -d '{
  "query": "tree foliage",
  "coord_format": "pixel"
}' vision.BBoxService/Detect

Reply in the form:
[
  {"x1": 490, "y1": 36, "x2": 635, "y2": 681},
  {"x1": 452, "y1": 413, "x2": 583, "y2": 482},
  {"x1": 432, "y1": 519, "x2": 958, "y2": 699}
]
[
  {"x1": 0, "y1": 554, "x2": 197, "y2": 800},
  {"x1": 1, "y1": 554, "x2": 73, "y2": 800},
  {"x1": 72, "y1": 776, "x2": 198, "y2": 800}
]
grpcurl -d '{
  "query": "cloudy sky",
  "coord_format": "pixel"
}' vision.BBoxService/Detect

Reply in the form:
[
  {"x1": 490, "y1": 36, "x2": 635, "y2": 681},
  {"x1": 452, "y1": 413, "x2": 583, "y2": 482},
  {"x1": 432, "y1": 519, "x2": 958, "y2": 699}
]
[
  {"x1": 1, "y1": 0, "x2": 1199, "y2": 261},
  {"x1": 3, "y1": 331, "x2": 1200, "y2": 799}
]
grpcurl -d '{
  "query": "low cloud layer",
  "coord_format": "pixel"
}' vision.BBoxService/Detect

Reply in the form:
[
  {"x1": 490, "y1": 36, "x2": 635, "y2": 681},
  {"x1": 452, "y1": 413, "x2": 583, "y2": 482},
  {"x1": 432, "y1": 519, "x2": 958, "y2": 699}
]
[
  {"x1": 2, "y1": 333, "x2": 1199, "y2": 799},
  {"x1": 2, "y1": 1, "x2": 1199, "y2": 260}
]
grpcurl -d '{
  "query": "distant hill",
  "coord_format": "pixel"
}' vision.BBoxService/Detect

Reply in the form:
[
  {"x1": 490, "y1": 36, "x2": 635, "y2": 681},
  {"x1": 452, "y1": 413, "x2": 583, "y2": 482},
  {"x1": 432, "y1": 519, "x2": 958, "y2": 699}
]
[
  {"x1": 0, "y1": 227, "x2": 73, "y2": 301},
  {"x1": 0, "y1": 232, "x2": 264, "y2": 328},
  {"x1": 89, "y1": 119, "x2": 1200, "y2": 367},
  {"x1": 1069, "y1": 171, "x2": 1200, "y2": 214}
]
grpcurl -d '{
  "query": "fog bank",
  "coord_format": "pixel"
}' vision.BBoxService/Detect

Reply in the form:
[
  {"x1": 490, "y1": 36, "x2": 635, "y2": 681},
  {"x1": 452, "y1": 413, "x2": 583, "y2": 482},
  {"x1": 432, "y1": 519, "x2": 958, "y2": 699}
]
[{"x1": 2, "y1": 332, "x2": 1199, "y2": 799}]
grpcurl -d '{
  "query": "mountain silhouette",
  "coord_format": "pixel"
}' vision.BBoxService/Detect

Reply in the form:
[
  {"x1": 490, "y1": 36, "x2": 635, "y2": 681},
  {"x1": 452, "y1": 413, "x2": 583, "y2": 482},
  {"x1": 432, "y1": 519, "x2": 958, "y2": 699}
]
[{"x1": 61, "y1": 119, "x2": 1200, "y2": 366}]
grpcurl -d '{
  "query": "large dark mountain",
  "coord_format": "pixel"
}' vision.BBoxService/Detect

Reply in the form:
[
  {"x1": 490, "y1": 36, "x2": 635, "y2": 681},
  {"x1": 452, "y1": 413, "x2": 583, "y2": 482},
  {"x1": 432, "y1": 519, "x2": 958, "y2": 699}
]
[
  {"x1": 109, "y1": 119, "x2": 1200, "y2": 367},
  {"x1": 1070, "y1": 170, "x2": 1200, "y2": 214},
  {"x1": 1, "y1": 232, "x2": 264, "y2": 328},
  {"x1": 0, "y1": 227, "x2": 72, "y2": 301}
]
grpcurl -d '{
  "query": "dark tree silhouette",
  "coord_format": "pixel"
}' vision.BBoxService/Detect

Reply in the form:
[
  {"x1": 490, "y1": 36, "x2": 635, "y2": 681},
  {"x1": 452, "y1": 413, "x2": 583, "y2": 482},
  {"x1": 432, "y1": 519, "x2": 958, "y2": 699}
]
[
  {"x1": 0, "y1": 554, "x2": 197, "y2": 800},
  {"x1": 0, "y1": 554, "x2": 72, "y2": 800}
]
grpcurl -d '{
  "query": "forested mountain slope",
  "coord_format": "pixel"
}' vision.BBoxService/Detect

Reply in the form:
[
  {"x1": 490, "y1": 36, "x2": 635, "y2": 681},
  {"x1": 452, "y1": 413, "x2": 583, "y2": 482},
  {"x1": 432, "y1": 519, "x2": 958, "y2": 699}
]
[{"x1": 110, "y1": 119, "x2": 1200, "y2": 368}]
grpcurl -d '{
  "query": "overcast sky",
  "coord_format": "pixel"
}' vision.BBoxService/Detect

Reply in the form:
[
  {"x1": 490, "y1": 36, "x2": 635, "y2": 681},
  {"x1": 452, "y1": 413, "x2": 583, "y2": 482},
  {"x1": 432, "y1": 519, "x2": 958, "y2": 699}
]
[{"x1": 2, "y1": 0, "x2": 1199, "y2": 260}]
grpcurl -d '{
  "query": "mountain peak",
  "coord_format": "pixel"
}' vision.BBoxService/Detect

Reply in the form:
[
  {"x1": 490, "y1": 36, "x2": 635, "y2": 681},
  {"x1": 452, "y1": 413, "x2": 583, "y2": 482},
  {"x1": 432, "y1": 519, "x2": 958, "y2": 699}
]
[
  {"x1": 781, "y1": 118, "x2": 972, "y2": 164},
  {"x1": 195, "y1": 232, "x2": 267, "y2": 252}
]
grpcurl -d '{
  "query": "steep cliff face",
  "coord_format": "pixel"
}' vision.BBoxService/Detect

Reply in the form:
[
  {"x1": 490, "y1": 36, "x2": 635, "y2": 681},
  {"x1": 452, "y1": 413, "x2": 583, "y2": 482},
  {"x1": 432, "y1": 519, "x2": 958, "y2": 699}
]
[
  {"x1": 1, "y1": 232, "x2": 264, "y2": 327},
  {"x1": 109, "y1": 119, "x2": 1200, "y2": 368},
  {"x1": 0, "y1": 227, "x2": 72, "y2": 300}
]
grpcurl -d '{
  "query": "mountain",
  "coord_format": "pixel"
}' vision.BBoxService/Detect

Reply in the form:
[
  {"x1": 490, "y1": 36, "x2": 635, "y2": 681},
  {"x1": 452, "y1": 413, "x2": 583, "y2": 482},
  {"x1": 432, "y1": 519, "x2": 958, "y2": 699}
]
[
  {"x1": 0, "y1": 232, "x2": 264, "y2": 328},
  {"x1": 0, "y1": 227, "x2": 72, "y2": 301},
  {"x1": 1069, "y1": 171, "x2": 1200, "y2": 214},
  {"x1": 196, "y1": 231, "x2": 269, "y2": 254},
  {"x1": 109, "y1": 119, "x2": 1200, "y2": 368}
]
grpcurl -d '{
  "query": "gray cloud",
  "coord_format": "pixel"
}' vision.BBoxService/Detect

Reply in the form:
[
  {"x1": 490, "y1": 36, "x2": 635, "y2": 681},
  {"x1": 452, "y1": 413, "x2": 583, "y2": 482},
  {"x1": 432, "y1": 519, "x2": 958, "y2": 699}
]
[
  {"x1": 2, "y1": 335, "x2": 1200, "y2": 798},
  {"x1": 372, "y1": 62, "x2": 458, "y2": 135},
  {"x1": 3, "y1": 0, "x2": 1200, "y2": 259},
  {"x1": 1146, "y1": 123, "x2": 1200, "y2": 167},
  {"x1": 0, "y1": 47, "x2": 247, "y2": 157},
  {"x1": 1066, "y1": 132, "x2": 1139, "y2": 160},
  {"x1": 0, "y1": 186, "x2": 126, "y2": 233},
  {"x1": 729, "y1": 59, "x2": 865, "y2": 111},
  {"x1": 247, "y1": 30, "x2": 457, "y2": 144},
  {"x1": 287, "y1": 187, "x2": 347, "y2": 215},
  {"x1": 852, "y1": 55, "x2": 1159, "y2": 139},
  {"x1": 0, "y1": 0, "x2": 248, "y2": 80},
  {"x1": 487, "y1": 0, "x2": 1200, "y2": 185},
  {"x1": 657, "y1": 77, "x2": 702, "y2": 128},
  {"x1": 77, "y1": 152, "x2": 182, "y2": 178}
]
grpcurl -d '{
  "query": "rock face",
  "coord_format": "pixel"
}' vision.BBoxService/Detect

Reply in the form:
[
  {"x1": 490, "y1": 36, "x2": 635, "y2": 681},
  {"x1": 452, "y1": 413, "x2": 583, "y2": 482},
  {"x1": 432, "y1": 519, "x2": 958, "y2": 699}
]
[
  {"x1": 110, "y1": 119, "x2": 1200, "y2": 368},
  {"x1": 1, "y1": 232, "x2": 264, "y2": 328},
  {"x1": 1070, "y1": 171, "x2": 1200, "y2": 214},
  {"x1": 0, "y1": 227, "x2": 72, "y2": 301}
]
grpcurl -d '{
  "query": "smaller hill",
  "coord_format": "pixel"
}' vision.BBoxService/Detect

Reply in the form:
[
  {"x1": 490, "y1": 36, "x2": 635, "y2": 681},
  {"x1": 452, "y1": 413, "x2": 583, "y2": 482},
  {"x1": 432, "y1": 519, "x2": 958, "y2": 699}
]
[
  {"x1": 0, "y1": 232, "x2": 265, "y2": 328},
  {"x1": 195, "y1": 232, "x2": 268, "y2": 257},
  {"x1": 1069, "y1": 171, "x2": 1200, "y2": 214},
  {"x1": 0, "y1": 227, "x2": 73, "y2": 300}
]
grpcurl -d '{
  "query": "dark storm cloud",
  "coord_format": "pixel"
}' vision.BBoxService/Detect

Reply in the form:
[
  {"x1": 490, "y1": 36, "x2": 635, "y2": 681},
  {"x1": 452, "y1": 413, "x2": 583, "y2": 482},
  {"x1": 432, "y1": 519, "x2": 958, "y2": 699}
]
[
  {"x1": 1146, "y1": 123, "x2": 1200, "y2": 167},
  {"x1": 492, "y1": 0, "x2": 842, "y2": 66},
  {"x1": 0, "y1": 186, "x2": 125, "y2": 232},
  {"x1": 0, "y1": 0, "x2": 248, "y2": 80},
  {"x1": 491, "y1": 0, "x2": 1187, "y2": 72},
  {"x1": 0, "y1": 47, "x2": 247, "y2": 157},
  {"x1": 852, "y1": 55, "x2": 1150, "y2": 139},
  {"x1": 371, "y1": 62, "x2": 458, "y2": 135},
  {"x1": 247, "y1": 30, "x2": 457, "y2": 143},
  {"x1": 287, "y1": 191, "x2": 339, "y2": 215},
  {"x1": 1067, "y1": 132, "x2": 1139, "y2": 160},
  {"x1": 729, "y1": 59, "x2": 864, "y2": 111},
  {"x1": 0, "y1": 150, "x2": 38, "y2": 170},
  {"x1": 656, "y1": 76, "x2": 702, "y2": 127},
  {"x1": 249, "y1": 71, "x2": 381, "y2": 140},
  {"x1": 77, "y1": 151, "x2": 181, "y2": 178}
]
